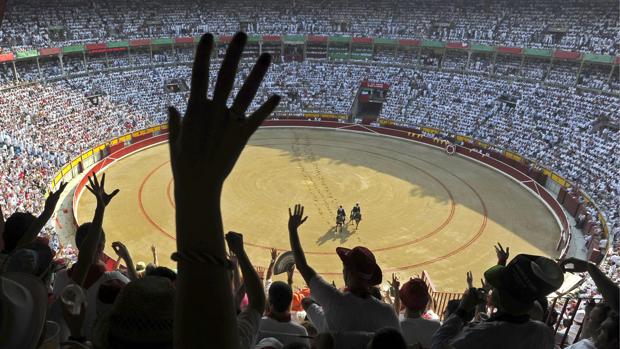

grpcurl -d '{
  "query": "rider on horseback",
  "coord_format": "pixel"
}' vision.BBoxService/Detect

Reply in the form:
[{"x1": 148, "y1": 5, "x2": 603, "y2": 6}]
[
  {"x1": 337, "y1": 205, "x2": 346, "y2": 223},
  {"x1": 350, "y1": 203, "x2": 361, "y2": 221}
]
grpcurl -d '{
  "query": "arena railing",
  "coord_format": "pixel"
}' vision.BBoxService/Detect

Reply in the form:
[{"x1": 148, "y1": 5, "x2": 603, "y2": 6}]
[{"x1": 421, "y1": 270, "x2": 462, "y2": 320}]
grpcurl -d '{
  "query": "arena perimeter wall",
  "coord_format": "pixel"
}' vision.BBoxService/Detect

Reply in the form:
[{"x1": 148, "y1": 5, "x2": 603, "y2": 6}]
[{"x1": 64, "y1": 120, "x2": 595, "y2": 271}]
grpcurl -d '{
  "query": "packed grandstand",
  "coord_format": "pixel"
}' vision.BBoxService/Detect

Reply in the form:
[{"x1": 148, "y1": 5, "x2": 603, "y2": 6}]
[{"x1": 0, "y1": 0, "x2": 618, "y2": 348}]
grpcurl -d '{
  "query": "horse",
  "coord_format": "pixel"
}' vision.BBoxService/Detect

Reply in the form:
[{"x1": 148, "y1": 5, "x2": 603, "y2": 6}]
[
  {"x1": 336, "y1": 213, "x2": 346, "y2": 233},
  {"x1": 349, "y1": 211, "x2": 361, "y2": 229}
]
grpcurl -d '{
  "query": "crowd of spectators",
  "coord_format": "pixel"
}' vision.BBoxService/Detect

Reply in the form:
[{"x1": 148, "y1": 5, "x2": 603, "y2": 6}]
[
  {"x1": 0, "y1": 0, "x2": 618, "y2": 345},
  {"x1": 1, "y1": 57, "x2": 618, "y2": 266},
  {"x1": 0, "y1": 0, "x2": 618, "y2": 54},
  {"x1": 1, "y1": 33, "x2": 619, "y2": 349}
]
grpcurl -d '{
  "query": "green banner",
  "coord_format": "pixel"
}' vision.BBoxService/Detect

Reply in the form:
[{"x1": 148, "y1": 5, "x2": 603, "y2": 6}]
[
  {"x1": 107, "y1": 41, "x2": 129, "y2": 48},
  {"x1": 247, "y1": 35, "x2": 261, "y2": 43},
  {"x1": 192, "y1": 35, "x2": 217, "y2": 43},
  {"x1": 62, "y1": 44, "x2": 85, "y2": 53},
  {"x1": 16, "y1": 50, "x2": 39, "y2": 59},
  {"x1": 374, "y1": 38, "x2": 398, "y2": 45},
  {"x1": 421, "y1": 40, "x2": 445, "y2": 48},
  {"x1": 583, "y1": 53, "x2": 614, "y2": 64},
  {"x1": 470, "y1": 44, "x2": 494, "y2": 52},
  {"x1": 523, "y1": 48, "x2": 552, "y2": 57},
  {"x1": 329, "y1": 52, "x2": 350, "y2": 60},
  {"x1": 152, "y1": 38, "x2": 174, "y2": 45},
  {"x1": 283, "y1": 35, "x2": 305, "y2": 43},
  {"x1": 350, "y1": 54, "x2": 371, "y2": 61},
  {"x1": 328, "y1": 36, "x2": 351, "y2": 44}
]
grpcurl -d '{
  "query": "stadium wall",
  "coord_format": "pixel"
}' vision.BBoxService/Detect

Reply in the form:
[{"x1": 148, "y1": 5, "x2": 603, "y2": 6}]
[{"x1": 64, "y1": 120, "x2": 594, "y2": 272}]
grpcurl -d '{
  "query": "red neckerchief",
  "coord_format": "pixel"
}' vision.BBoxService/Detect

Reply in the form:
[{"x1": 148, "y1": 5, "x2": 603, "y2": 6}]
[{"x1": 267, "y1": 310, "x2": 292, "y2": 322}]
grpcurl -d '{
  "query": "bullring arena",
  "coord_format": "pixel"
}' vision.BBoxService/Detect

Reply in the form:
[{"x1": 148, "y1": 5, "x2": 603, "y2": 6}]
[{"x1": 74, "y1": 121, "x2": 562, "y2": 291}]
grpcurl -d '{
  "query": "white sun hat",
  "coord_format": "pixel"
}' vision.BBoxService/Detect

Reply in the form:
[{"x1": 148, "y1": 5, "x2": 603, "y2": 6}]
[{"x1": 0, "y1": 272, "x2": 48, "y2": 349}]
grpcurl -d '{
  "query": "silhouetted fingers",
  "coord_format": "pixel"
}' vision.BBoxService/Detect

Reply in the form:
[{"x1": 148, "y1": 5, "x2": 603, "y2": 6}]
[
  {"x1": 231, "y1": 53, "x2": 271, "y2": 114},
  {"x1": 87, "y1": 175, "x2": 95, "y2": 189},
  {"x1": 189, "y1": 33, "x2": 214, "y2": 104},
  {"x1": 55, "y1": 182, "x2": 67, "y2": 195},
  {"x1": 110, "y1": 189, "x2": 120, "y2": 199},
  {"x1": 168, "y1": 106, "x2": 181, "y2": 153},
  {"x1": 245, "y1": 95, "x2": 280, "y2": 135},
  {"x1": 214, "y1": 32, "x2": 247, "y2": 107},
  {"x1": 92, "y1": 173, "x2": 100, "y2": 188}
]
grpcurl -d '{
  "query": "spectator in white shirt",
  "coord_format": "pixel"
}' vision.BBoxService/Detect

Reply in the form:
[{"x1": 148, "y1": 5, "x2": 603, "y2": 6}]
[
  {"x1": 287, "y1": 205, "x2": 399, "y2": 339},
  {"x1": 258, "y1": 281, "x2": 310, "y2": 347},
  {"x1": 398, "y1": 277, "x2": 440, "y2": 348}
]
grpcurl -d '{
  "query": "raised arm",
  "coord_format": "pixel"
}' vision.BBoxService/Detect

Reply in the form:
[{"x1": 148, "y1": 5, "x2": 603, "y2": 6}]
[
  {"x1": 561, "y1": 257, "x2": 619, "y2": 310},
  {"x1": 151, "y1": 244, "x2": 158, "y2": 266},
  {"x1": 112, "y1": 241, "x2": 139, "y2": 281},
  {"x1": 16, "y1": 182, "x2": 67, "y2": 250},
  {"x1": 389, "y1": 273, "x2": 401, "y2": 314},
  {"x1": 494, "y1": 243, "x2": 510, "y2": 266},
  {"x1": 288, "y1": 204, "x2": 317, "y2": 284},
  {"x1": 230, "y1": 254, "x2": 242, "y2": 295},
  {"x1": 0, "y1": 203, "x2": 5, "y2": 241},
  {"x1": 71, "y1": 174, "x2": 119, "y2": 286},
  {"x1": 169, "y1": 32, "x2": 279, "y2": 349},
  {"x1": 265, "y1": 248, "x2": 279, "y2": 281},
  {"x1": 227, "y1": 231, "x2": 266, "y2": 315}
]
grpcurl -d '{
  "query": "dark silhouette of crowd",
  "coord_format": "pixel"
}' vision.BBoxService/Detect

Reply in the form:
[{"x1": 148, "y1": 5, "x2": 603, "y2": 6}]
[{"x1": 0, "y1": 32, "x2": 618, "y2": 349}]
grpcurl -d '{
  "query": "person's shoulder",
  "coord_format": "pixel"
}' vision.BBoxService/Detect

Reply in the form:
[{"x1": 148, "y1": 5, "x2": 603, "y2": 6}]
[
  {"x1": 527, "y1": 319, "x2": 553, "y2": 331},
  {"x1": 370, "y1": 296, "x2": 395, "y2": 309},
  {"x1": 288, "y1": 319, "x2": 308, "y2": 331},
  {"x1": 368, "y1": 297, "x2": 399, "y2": 318},
  {"x1": 103, "y1": 270, "x2": 130, "y2": 283},
  {"x1": 239, "y1": 307, "x2": 262, "y2": 322},
  {"x1": 401, "y1": 316, "x2": 440, "y2": 326}
]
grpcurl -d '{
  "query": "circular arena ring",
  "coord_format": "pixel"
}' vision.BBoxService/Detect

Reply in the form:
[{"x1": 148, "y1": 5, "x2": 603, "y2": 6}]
[{"x1": 74, "y1": 120, "x2": 564, "y2": 291}]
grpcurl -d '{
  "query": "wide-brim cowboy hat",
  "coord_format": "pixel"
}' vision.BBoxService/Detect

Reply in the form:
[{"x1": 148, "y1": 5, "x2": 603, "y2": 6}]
[
  {"x1": 484, "y1": 254, "x2": 564, "y2": 314},
  {"x1": 336, "y1": 246, "x2": 382, "y2": 286},
  {"x1": 92, "y1": 276, "x2": 174, "y2": 349},
  {"x1": 0, "y1": 272, "x2": 48, "y2": 349}
]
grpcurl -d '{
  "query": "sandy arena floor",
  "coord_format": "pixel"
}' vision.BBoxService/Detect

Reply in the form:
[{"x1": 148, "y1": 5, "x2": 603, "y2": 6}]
[{"x1": 76, "y1": 127, "x2": 560, "y2": 291}]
